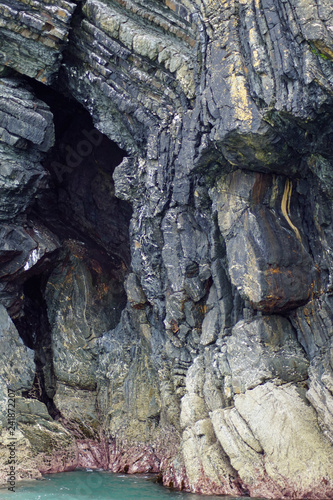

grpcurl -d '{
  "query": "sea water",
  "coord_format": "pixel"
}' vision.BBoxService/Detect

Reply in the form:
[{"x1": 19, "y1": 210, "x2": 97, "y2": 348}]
[{"x1": 0, "y1": 469, "x2": 264, "y2": 500}]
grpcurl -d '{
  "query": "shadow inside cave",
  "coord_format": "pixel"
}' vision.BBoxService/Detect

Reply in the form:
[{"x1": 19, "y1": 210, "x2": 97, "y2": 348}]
[{"x1": 11, "y1": 81, "x2": 133, "y2": 419}]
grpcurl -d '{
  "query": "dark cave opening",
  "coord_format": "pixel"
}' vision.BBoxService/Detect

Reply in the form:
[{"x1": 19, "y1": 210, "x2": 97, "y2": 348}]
[
  {"x1": 15, "y1": 274, "x2": 47, "y2": 350},
  {"x1": 11, "y1": 79, "x2": 133, "y2": 420},
  {"x1": 27, "y1": 78, "x2": 132, "y2": 266},
  {"x1": 14, "y1": 273, "x2": 61, "y2": 419}
]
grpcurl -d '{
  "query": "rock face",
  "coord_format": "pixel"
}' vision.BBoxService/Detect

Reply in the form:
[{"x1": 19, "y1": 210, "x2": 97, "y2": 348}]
[{"x1": 0, "y1": 0, "x2": 333, "y2": 498}]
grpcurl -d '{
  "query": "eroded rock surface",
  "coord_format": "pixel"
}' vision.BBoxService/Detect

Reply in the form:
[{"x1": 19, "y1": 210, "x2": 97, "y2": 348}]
[{"x1": 0, "y1": 0, "x2": 333, "y2": 498}]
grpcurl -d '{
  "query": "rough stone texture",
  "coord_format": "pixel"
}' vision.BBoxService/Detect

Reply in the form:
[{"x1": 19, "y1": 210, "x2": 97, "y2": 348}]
[
  {"x1": 0, "y1": 427, "x2": 43, "y2": 483},
  {"x1": 0, "y1": 0, "x2": 333, "y2": 498},
  {"x1": 180, "y1": 356, "x2": 243, "y2": 495},
  {"x1": 0, "y1": 307, "x2": 78, "y2": 484},
  {"x1": 0, "y1": 304, "x2": 35, "y2": 395},
  {"x1": 0, "y1": 77, "x2": 58, "y2": 316},
  {"x1": 16, "y1": 396, "x2": 78, "y2": 476},
  {"x1": 0, "y1": 0, "x2": 76, "y2": 83},
  {"x1": 233, "y1": 382, "x2": 333, "y2": 498},
  {"x1": 211, "y1": 170, "x2": 314, "y2": 312},
  {"x1": 225, "y1": 315, "x2": 309, "y2": 395},
  {"x1": 210, "y1": 379, "x2": 333, "y2": 499}
]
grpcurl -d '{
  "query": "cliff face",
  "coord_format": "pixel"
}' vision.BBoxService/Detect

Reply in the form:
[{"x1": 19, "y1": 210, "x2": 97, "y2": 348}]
[{"x1": 0, "y1": 0, "x2": 333, "y2": 497}]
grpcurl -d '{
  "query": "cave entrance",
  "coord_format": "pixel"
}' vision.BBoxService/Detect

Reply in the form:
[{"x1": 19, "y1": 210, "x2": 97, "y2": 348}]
[
  {"x1": 12, "y1": 82, "x2": 132, "y2": 419},
  {"x1": 15, "y1": 273, "x2": 60, "y2": 419},
  {"x1": 30, "y1": 80, "x2": 132, "y2": 267}
]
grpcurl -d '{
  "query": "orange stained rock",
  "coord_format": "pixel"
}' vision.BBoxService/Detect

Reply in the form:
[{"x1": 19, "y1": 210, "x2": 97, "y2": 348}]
[
  {"x1": 97, "y1": 283, "x2": 110, "y2": 300},
  {"x1": 303, "y1": 306, "x2": 312, "y2": 327},
  {"x1": 90, "y1": 259, "x2": 102, "y2": 274},
  {"x1": 165, "y1": 0, "x2": 176, "y2": 12},
  {"x1": 55, "y1": 9, "x2": 68, "y2": 19},
  {"x1": 170, "y1": 319, "x2": 179, "y2": 333},
  {"x1": 36, "y1": 68, "x2": 45, "y2": 79},
  {"x1": 266, "y1": 266, "x2": 281, "y2": 275}
]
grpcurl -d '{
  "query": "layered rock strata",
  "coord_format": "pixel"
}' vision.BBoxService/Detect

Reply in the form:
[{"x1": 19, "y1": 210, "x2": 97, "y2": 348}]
[
  {"x1": 0, "y1": 0, "x2": 76, "y2": 82},
  {"x1": 0, "y1": 0, "x2": 333, "y2": 498}
]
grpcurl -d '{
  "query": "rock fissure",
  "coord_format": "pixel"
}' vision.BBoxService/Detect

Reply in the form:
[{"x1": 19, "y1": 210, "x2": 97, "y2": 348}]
[{"x1": 14, "y1": 273, "x2": 61, "y2": 421}]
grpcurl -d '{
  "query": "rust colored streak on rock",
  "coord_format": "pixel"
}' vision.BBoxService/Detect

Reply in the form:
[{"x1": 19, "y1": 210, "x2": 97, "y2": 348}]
[{"x1": 251, "y1": 172, "x2": 270, "y2": 205}]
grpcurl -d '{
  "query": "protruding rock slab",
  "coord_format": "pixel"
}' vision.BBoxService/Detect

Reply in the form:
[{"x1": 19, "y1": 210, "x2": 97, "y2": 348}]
[
  {"x1": 225, "y1": 315, "x2": 309, "y2": 394},
  {"x1": 0, "y1": 0, "x2": 76, "y2": 83},
  {"x1": 213, "y1": 170, "x2": 314, "y2": 312},
  {"x1": 228, "y1": 381, "x2": 333, "y2": 498},
  {"x1": 0, "y1": 304, "x2": 35, "y2": 394}
]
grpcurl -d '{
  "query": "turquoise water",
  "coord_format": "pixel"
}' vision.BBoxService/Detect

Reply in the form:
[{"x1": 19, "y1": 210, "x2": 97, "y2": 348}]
[{"x1": 0, "y1": 470, "x2": 257, "y2": 500}]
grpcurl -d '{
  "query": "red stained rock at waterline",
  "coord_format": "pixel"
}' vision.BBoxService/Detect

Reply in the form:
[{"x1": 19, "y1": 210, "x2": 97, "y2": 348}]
[
  {"x1": 36, "y1": 448, "x2": 78, "y2": 475},
  {"x1": 108, "y1": 443, "x2": 160, "y2": 474},
  {"x1": 77, "y1": 439, "x2": 109, "y2": 469},
  {"x1": 161, "y1": 460, "x2": 190, "y2": 491},
  {"x1": 162, "y1": 462, "x2": 244, "y2": 497}
]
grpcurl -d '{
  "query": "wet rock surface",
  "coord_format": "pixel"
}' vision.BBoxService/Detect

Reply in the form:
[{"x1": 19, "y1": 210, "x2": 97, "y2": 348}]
[{"x1": 0, "y1": 0, "x2": 333, "y2": 498}]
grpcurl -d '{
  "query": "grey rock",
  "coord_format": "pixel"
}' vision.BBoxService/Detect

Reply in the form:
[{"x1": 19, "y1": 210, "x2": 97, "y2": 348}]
[
  {"x1": 200, "y1": 306, "x2": 220, "y2": 346},
  {"x1": 213, "y1": 170, "x2": 314, "y2": 313},
  {"x1": 226, "y1": 316, "x2": 309, "y2": 394},
  {"x1": 125, "y1": 273, "x2": 147, "y2": 307},
  {"x1": 0, "y1": 304, "x2": 34, "y2": 394},
  {"x1": 307, "y1": 345, "x2": 333, "y2": 444},
  {"x1": 0, "y1": 0, "x2": 76, "y2": 83},
  {"x1": 232, "y1": 381, "x2": 333, "y2": 495}
]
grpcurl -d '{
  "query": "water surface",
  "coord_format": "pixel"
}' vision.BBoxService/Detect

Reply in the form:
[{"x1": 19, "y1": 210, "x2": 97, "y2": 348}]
[{"x1": 0, "y1": 469, "x2": 264, "y2": 500}]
